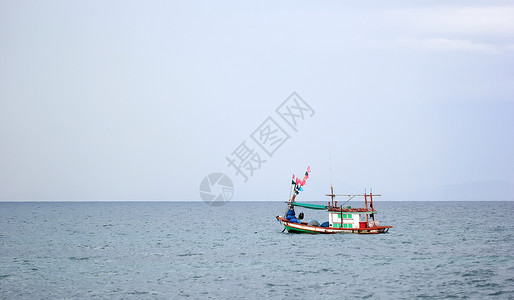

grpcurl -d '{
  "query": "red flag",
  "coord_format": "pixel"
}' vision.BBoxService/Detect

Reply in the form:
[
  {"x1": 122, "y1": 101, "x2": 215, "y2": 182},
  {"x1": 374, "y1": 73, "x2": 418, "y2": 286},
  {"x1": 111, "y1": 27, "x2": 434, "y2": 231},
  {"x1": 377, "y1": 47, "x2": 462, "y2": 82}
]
[{"x1": 307, "y1": 166, "x2": 311, "y2": 173}]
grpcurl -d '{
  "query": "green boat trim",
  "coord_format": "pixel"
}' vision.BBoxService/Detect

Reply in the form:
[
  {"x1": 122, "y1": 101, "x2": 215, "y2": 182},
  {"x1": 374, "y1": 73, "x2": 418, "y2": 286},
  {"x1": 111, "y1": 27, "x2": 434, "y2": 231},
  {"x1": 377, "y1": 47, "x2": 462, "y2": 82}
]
[
  {"x1": 291, "y1": 202, "x2": 328, "y2": 210},
  {"x1": 284, "y1": 224, "x2": 322, "y2": 234}
]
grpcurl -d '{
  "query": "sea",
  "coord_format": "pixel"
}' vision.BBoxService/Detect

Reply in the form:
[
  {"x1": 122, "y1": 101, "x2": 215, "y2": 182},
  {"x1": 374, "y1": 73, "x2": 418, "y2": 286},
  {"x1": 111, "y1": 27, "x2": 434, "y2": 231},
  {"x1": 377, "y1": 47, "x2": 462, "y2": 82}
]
[{"x1": 0, "y1": 201, "x2": 513, "y2": 299}]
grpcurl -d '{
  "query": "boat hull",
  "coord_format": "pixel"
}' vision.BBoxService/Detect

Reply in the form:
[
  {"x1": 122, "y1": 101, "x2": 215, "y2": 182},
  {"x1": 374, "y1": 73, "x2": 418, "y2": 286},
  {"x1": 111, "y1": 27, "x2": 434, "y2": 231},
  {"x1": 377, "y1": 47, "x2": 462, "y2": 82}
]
[{"x1": 276, "y1": 216, "x2": 391, "y2": 234}]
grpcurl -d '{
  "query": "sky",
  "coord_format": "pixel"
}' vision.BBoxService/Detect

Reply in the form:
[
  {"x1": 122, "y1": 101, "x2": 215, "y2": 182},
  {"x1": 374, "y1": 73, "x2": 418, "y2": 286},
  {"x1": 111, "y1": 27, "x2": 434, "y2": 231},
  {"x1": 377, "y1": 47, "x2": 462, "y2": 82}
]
[{"x1": 0, "y1": 0, "x2": 513, "y2": 201}]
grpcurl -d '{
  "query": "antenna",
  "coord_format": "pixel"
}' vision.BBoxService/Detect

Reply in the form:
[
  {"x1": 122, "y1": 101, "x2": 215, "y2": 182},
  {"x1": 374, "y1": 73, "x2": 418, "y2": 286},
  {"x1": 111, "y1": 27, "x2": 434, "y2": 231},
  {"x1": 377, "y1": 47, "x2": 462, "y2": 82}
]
[{"x1": 329, "y1": 146, "x2": 333, "y2": 187}]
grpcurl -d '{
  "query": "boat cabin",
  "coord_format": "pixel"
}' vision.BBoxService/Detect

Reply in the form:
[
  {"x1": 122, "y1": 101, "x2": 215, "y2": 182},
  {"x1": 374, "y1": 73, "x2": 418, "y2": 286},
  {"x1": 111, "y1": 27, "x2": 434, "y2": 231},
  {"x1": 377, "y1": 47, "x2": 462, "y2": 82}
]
[
  {"x1": 328, "y1": 207, "x2": 379, "y2": 229},
  {"x1": 326, "y1": 188, "x2": 381, "y2": 229}
]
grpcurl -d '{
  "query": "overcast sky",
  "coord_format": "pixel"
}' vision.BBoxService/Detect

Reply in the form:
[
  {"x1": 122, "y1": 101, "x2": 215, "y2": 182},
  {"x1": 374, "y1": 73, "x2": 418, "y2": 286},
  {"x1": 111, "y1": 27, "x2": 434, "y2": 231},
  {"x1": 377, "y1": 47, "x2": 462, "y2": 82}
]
[{"x1": 1, "y1": 1, "x2": 513, "y2": 201}]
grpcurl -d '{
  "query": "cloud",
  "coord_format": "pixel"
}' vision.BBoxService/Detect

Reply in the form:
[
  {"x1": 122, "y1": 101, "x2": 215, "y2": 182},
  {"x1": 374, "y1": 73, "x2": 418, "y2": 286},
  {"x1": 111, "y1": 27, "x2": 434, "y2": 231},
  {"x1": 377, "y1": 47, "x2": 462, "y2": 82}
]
[
  {"x1": 293, "y1": 4, "x2": 514, "y2": 54},
  {"x1": 378, "y1": 5, "x2": 514, "y2": 54},
  {"x1": 388, "y1": 5, "x2": 514, "y2": 37},
  {"x1": 397, "y1": 36, "x2": 514, "y2": 54},
  {"x1": 429, "y1": 6, "x2": 514, "y2": 36}
]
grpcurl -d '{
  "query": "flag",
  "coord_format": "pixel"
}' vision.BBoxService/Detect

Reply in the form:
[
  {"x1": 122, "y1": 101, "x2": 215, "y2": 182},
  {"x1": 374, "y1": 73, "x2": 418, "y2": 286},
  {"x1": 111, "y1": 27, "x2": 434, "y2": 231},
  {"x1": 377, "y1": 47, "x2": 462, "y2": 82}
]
[{"x1": 290, "y1": 167, "x2": 311, "y2": 193}]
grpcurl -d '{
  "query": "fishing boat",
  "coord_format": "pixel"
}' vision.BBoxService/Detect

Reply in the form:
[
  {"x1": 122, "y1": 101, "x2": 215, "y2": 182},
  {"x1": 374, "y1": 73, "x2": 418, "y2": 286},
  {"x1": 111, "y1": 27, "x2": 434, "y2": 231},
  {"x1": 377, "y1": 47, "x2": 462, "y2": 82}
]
[{"x1": 276, "y1": 167, "x2": 392, "y2": 234}]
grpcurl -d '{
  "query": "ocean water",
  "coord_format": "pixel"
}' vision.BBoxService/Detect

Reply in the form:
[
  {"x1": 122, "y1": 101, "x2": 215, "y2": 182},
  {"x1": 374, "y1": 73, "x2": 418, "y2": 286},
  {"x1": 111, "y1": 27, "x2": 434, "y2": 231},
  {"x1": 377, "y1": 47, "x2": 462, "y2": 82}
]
[{"x1": 0, "y1": 201, "x2": 513, "y2": 299}]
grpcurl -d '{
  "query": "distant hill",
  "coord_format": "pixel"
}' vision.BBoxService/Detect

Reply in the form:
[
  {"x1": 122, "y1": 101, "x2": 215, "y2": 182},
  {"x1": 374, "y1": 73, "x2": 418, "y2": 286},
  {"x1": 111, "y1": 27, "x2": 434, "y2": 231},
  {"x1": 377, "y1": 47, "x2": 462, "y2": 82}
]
[{"x1": 394, "y1": 180, "x2": 514, "y2": 201}]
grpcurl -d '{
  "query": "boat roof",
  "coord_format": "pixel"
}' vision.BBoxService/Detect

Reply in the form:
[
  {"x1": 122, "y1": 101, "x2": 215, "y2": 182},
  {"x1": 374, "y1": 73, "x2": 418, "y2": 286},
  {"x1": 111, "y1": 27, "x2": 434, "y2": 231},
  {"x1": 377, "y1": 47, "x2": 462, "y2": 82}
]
[
  {"x1": 328, "y1": 207, "x2": 378, "y2": 214},
  {"x1": 291, "y1": 202, "x2": 328, "y2": 210}
]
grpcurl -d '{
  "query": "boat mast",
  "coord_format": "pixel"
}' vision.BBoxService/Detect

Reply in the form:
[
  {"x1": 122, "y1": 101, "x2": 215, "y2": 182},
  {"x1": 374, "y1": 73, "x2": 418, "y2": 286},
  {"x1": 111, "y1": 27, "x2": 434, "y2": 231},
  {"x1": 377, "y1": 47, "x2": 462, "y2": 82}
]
[
  {"x1": 284, "y1": 166, "x2": 311, "y2": 217},
  {"x1": 328, "y1": 147, "x2": 334, "y2": 207},
  {"x1": 365, "y1": 188, "x2": 369, "y2": 225},
  {"x1": 370, "y1": 188, "x2": 375, "y2": 221},
  {"x1": 330, "y1": 186, "x2": 335, "y2": 207},
  {"x1": 284, "y1": 182, "x2": 296, "y2": 217},
  {"x1": 288, "y1": 174, "x2": 294, "y2": 202}
]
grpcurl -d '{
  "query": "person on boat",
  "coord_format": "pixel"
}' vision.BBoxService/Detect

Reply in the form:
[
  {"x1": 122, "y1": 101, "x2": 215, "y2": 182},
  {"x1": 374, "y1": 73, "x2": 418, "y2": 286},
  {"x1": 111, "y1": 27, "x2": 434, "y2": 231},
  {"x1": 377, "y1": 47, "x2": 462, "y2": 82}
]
[{"x1": 286, "y1": 208, "x2": 301, "y2": 224}]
